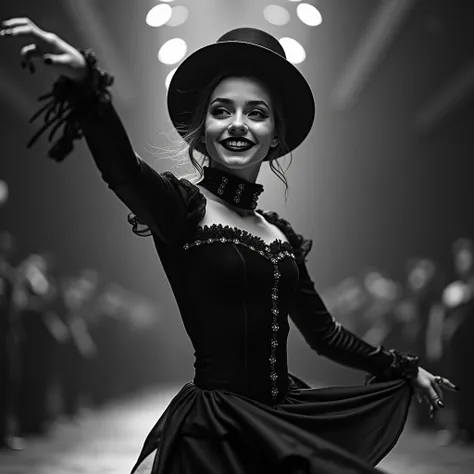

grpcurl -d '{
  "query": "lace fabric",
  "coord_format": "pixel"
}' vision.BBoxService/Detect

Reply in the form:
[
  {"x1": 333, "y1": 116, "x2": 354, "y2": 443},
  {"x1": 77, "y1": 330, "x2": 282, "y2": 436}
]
[
  {"x1": 256, "y1": 210, "x2": 313, "y2": 264},
  {"x1": 189, "y1": 223, "x2": 293, "y2": 256},
  {"x1": 27, "y1": 49, "x2": 114, "y2": 162},
  {"x1": 127, "y1": 175, "x2": 312, "y2": 262}
]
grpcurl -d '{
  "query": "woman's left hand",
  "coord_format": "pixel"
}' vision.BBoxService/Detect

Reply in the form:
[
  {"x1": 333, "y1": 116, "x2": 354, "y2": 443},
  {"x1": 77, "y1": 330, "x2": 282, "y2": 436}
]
[{"x1": 411, "y1": 367, "x2": 459, "y2": 418}]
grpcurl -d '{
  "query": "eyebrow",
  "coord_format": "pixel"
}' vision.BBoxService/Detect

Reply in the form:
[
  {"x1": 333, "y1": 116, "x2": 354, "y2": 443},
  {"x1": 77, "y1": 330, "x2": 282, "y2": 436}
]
[{"x1": 210, "y1": 97, "x2": 271, "y2": 109}]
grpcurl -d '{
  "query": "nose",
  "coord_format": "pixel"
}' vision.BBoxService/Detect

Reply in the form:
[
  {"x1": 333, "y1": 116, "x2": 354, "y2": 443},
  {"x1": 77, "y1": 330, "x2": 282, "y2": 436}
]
[{"x1": 228, "y1": 112, "x2": 248, "y2": 134}]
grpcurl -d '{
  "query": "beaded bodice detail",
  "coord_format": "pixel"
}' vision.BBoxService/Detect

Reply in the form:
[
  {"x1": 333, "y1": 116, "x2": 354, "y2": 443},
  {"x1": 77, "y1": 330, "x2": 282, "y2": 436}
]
[
  {"x1": 183, "y1": 223, "x2": 295, "y2": 402},
  {"x1": 184, "y1": 223, "x2": 294, "y2": 257}
]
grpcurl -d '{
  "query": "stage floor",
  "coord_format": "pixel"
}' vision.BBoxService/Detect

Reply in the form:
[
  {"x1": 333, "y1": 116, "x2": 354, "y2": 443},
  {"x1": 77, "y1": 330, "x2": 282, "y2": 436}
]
[{"x1": 1, "y1": 384, "x2": 473, "y2": 474}]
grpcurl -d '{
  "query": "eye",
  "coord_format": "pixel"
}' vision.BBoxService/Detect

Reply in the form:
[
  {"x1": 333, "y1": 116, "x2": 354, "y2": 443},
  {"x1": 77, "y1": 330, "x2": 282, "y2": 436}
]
[
  {"x1": 249, "y1": 109, "x2": 269, "y2": 119},
  {"x1": 210, "y1": 106, "x2": 231, "y2": 117}
]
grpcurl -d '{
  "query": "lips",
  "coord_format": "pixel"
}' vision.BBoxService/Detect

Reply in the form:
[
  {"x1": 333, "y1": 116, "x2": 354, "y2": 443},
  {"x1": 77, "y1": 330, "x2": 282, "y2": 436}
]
[{"x1": 219, "y1": 138, "x2": 255, "y2": 152}]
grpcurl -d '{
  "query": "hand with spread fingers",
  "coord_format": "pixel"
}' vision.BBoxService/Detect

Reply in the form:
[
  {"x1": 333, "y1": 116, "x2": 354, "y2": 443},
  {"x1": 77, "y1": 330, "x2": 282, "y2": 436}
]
[
  {"x1": 0, "y1": 17, "x2": 86, "y2": 81},
  {"x1": 412, "y1": 367, "x2": 459, "y2": 419}
]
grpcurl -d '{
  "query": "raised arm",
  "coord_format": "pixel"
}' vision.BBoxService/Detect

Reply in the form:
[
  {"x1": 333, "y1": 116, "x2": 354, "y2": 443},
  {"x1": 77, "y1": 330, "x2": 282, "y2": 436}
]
[{"x1": 1, "y1": 18, "x2": 198, "y2": 244}]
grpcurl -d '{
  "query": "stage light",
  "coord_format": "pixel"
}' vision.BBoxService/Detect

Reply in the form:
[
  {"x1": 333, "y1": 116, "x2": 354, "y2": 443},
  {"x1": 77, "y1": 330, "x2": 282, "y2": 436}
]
[
  {"x1": 279, "y1": 37, "x2": 306, "y2": 64},
  {"x1": 165, "y1": 67, "x2": 178, "y2": 89},
  {"x1": 160, "y1": 0, "x2": 174, "y2": 2},
  {"x1": 158, "y1": 38, "x2": 187, "y2": 65},
  {"x1": 297, "y1": 3, "x2": 322, "y2": 26},
  {"x1": 167, "y1": 6, "x2": 189, "y2": 27},
  {"x1": 146, "y1": 4, "x2": 172, "y2": 27},
  {"x1": 287, "y1": 0, "x2": 302, "y2": 3},
  {"x1": 263, "y1": 5, "x2": 290, "y2": 26}
]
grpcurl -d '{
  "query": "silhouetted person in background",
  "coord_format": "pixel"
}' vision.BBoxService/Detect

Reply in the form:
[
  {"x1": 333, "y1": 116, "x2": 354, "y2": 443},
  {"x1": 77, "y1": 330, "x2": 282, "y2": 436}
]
[
  {"x1": 15, "y1": 254, "x2": 63, "y2": 435},
  {"x1": 0, "y1": 231, "x2": 22, "y2": 450},
  {"x1": 398, "y1": 258, "x2": 444, "y2": 430},
  {"x1": 59, "y1": 271, "x2": 97, "y2": 417},
  {"x1": 442, "y1": 238, "x2": 474, "y2": 443}
]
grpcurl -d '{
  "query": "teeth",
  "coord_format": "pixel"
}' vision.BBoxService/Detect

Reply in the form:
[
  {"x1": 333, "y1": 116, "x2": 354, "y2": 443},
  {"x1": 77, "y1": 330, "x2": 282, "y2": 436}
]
[{"x1": 224, "y1": 140, "x2": 251, "y2": 148}]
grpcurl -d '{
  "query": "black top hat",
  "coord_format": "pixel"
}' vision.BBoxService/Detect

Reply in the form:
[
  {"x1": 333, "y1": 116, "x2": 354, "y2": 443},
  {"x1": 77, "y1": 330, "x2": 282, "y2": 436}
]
[{"x1": 167, "y1": 27, "x2": 315, "y2": 159}]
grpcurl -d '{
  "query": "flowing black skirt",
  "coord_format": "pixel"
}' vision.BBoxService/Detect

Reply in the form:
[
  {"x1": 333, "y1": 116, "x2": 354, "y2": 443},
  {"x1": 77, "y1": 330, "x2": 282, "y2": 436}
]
[{"x1": 132, "y1": 375, "x2": 412, "y2": 474}]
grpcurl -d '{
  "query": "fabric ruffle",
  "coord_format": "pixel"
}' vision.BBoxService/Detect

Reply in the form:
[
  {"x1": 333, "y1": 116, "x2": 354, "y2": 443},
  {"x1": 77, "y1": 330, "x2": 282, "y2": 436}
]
[
  {"x1": 27, "y1": 49, "x2": 114, "y2": 162},
  {"x1": 257, "y1": 209, "x2": 313, "y2": 264},
  {"x1": 132, "y1": 376, "x2": 412, "y2": 474},
  {"x1": 191, "y1": 222, "x2": 294, "y2": 256},
  {"x1": 127, "y1": 172, "x2": 206, "y2": 238}
]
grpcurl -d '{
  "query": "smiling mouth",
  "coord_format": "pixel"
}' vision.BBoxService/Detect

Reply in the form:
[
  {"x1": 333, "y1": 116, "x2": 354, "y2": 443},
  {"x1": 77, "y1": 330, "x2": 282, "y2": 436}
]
[{"x1": 219, "y1": 138, "x2": 255, "y2": 152}]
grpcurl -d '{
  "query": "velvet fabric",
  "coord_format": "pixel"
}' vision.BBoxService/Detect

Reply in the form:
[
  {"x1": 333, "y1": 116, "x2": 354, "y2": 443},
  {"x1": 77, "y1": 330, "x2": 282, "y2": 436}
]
[{"x1": 30, "y1": 80, "x2": 414, "y2": 473}]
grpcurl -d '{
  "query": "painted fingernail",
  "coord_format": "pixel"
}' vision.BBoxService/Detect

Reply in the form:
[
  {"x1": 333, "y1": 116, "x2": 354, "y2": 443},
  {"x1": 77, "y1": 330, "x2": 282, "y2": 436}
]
[
  {"x1": 43, "y1": 57, "x2": 52, "y2": 65},
  {"x1": 437, "y1": 400, "x2": 444, "y2": 408},
  {"x1": 454, "y1": 385, "x2": 460, "y2": 392}
]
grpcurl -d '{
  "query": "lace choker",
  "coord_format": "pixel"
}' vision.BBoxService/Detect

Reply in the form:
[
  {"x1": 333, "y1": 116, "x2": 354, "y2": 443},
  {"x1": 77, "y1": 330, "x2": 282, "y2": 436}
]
[{"x1": 199, "y1": 166, "x2": 264, "y2": 211}]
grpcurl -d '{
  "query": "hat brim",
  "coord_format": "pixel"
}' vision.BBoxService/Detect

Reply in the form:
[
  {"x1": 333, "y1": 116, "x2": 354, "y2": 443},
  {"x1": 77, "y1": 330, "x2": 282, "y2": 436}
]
[{"x1": 167, "y1": 41, "x2": 315, "y2": 159}]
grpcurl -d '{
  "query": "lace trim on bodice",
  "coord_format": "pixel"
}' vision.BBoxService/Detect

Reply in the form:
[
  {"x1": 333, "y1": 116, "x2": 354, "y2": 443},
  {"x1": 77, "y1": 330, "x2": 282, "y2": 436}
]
[
  {"x1": 184, "y1": 223, "x2": 294, "y2": 259},
  {"x1": 255, "y1": 210, "x2": 313, "y2": 264},
  {"x1": 126, "y1": 176, "x2": 312, "y2": 265}
]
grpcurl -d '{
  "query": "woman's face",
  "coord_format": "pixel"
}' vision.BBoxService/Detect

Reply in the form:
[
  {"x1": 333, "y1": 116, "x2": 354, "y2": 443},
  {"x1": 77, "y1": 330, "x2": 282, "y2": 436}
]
[{"x1": 202, "y1": 76, "x2": 278, "y2": 170}]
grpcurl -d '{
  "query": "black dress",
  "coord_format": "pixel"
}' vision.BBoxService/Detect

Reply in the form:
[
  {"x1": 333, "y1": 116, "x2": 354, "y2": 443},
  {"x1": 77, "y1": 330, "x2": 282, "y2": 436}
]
[{"x1": 30, "y1": 73, "x2": 413, "y2": 474}]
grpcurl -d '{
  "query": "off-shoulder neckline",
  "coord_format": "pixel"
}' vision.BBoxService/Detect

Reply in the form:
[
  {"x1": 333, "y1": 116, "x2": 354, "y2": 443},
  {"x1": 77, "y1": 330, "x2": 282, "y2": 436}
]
[
  {"x1": 190, "y1": 222, "x2": 293, "y2": 255},
  {"x1": 191, "y1": 183, "x2": 290, "y2": 247}
]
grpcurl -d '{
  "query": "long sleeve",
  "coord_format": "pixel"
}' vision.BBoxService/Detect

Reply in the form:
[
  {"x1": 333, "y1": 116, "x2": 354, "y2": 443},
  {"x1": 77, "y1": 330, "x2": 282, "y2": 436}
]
[
  {"x1": 289, "y1": 258, "x2": 395, "y2": 376},
  {"x1": 76, "y1": 100, "x2": 197, "y2": 244},
  {"x1": 27, "y1": 50, "x2": 204, "y2": 245},
  {"x1": 260, "y1": 209, "x2": 417, "y2": 380}
]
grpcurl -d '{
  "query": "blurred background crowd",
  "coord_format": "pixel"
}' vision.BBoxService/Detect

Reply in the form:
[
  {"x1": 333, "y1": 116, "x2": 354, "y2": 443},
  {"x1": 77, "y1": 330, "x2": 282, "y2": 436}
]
[
  {"x1": 1, "y1": 181, "x2": 163, "y2": 451},
  {"x1": 0, "y1": 0, "x2": 474, "y2": 468},
  {"x1": 1, "y1": 173, "x2": 473, "y2": 452},
  {"x1": 321, "y1": 237, "x2": 474, "y2": 446}
]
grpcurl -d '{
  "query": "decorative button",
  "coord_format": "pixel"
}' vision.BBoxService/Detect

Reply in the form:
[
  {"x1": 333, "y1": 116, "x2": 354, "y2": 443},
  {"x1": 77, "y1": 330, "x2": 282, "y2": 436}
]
[{"x1": 180, "y1": 224, "x2": 294, "y2": 402}]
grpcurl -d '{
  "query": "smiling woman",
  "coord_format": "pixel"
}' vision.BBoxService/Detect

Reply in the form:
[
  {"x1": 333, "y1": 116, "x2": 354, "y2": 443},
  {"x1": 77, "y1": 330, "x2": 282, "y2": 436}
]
[
  {"x1": 202, "y1": 76, "x2": 279, "y2": 179},
  {"x1": 177, "y1": 71, "x2": 291, "y2": 195},
  {"x1": 1, "y1": 18, "x2": 457, "y2": 474}
]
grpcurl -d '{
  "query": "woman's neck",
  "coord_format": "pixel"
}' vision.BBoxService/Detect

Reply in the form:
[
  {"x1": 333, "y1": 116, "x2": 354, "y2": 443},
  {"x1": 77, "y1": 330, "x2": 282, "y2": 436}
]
[
  {"x1": 197, "y1": 185, "x2": 256, "y2": 217},
  {"x1": 210, "y1": 161, "x2": 261, "y2": 183},
  {"x1": 197, "y1": 165, "x2": 264, "y2": 212}
]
